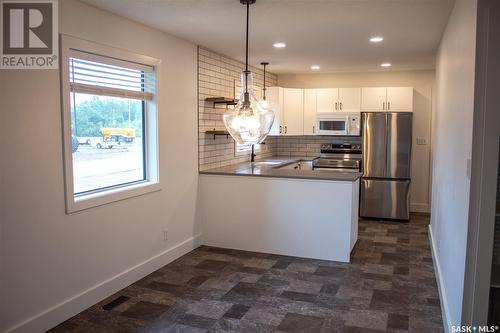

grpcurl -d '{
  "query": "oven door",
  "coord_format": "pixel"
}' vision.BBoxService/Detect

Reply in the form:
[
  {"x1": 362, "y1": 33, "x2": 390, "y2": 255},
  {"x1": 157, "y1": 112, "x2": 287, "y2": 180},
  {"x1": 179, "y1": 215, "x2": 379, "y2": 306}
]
[
  {"x1": 313, "y1": 158, "x2": 361, "y2": 172},
  {"x1": 316, "y1": 116, "x2": 348, "y2": 135}
]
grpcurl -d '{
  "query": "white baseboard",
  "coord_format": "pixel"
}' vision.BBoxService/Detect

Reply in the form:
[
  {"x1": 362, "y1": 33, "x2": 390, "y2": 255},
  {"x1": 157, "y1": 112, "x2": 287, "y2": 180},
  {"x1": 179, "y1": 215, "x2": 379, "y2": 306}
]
[
  {"x1": 4, "y1": 233, "x2": 203, "y2": 333},
  {"x1": 429, "y1": 225, "x2": 452, "y2": 333},
  {"x1": 411, "y1": 202, "x2": 430, "y2": 213}
]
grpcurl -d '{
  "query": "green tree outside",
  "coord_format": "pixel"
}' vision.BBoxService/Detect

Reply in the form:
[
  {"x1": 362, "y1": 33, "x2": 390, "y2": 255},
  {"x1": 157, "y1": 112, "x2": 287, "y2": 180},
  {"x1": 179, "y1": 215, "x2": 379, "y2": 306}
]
[{"x1": 71, "y1": 95, "x2": 143, "y2": 138}]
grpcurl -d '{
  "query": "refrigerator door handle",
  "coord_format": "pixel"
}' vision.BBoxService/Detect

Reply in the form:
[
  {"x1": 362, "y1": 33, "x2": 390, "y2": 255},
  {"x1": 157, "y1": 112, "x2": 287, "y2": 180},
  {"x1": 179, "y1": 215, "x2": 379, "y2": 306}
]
[
  {"x1": 386, "y1": 112, "x2": 412, "y2": 178},
  {"x1": 362, "y1": 112, "x2": 388, "y2": 178}
]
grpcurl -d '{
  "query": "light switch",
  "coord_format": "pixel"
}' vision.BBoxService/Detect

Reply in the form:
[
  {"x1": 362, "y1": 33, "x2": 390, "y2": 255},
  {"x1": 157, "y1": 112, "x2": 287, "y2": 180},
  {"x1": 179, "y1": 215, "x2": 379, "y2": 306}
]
[{"x1": 416, "y1": 137, "x2": 428, "y2": 145}]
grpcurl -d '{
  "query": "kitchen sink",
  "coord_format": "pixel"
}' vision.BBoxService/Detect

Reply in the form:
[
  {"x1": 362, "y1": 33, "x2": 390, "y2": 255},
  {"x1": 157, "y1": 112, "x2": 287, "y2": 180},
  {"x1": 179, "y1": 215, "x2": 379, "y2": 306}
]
[
  {"x1": 251, "y1": 160, "x2": 285, "y2": 166},
  {"x1": 275, "y1": 160, "x2": 314, "y2": 171}
]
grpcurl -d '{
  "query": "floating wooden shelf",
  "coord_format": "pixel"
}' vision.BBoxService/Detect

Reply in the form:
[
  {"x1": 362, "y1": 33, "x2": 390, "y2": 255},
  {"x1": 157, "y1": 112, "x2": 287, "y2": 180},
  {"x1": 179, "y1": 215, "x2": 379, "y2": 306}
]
[
  {"x1": 205, "y1": 97, "x2": 238, "y2": 109},
  {"x1": 205, "y1": 129, "x2": 231, "y2": 140}
]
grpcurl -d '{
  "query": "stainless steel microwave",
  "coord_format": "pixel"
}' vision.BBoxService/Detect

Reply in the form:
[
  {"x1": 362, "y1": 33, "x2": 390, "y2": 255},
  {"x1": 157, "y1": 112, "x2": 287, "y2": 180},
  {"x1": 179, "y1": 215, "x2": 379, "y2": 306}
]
[{"x1": 316, "y1": 113, "x2": 361, "y2": 136}]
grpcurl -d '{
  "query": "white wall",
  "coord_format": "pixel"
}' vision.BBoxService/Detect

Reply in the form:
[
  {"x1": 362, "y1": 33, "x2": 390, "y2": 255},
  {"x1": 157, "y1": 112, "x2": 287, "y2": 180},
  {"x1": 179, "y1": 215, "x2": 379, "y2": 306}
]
[
  {"x1": 430, "y1": 0, "x2": 477, "y2": 329},
  {"x1": 0, "y1": 1, "x2": 199, "y2": 332},
  {"x1": 278, "y1": 70, "x2": 435, "y2": 213}
]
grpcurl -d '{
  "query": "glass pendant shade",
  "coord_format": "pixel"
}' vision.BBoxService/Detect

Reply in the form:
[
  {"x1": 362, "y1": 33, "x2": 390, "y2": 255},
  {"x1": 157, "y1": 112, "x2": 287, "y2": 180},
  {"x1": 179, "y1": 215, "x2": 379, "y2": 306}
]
[
  {"x1": 223, "y1": 71, "x2": 275, "y2": 145},
  {"x1": 259, "y1": 98, "x2": 270, "y2": 110}
]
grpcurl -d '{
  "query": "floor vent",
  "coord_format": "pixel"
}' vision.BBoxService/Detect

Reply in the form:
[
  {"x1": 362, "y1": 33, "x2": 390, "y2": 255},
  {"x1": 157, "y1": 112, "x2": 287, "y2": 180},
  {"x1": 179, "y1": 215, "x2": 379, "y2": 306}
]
[{"x1": 102, "y1": 295, "x2": 130, "y2": 311}]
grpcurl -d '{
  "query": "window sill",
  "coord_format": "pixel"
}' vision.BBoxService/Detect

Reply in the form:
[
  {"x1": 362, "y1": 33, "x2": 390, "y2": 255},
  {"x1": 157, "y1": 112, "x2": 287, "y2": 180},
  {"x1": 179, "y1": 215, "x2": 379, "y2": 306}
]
[{"x1": 66, "y1": 181, "x2": 161, "y2": 214}]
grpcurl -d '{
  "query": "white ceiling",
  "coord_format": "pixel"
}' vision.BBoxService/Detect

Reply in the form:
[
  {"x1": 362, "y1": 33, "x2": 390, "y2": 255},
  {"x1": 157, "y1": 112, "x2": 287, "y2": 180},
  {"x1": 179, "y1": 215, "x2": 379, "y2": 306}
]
[{"x1": 80, "y1": 0, "x2": 455, "y2": 74}]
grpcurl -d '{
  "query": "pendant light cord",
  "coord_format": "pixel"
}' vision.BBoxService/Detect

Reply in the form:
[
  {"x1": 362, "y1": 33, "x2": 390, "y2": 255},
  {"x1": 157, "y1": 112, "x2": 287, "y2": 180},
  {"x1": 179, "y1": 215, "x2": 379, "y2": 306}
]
[
  {"x1": 263, "y1": 64, "x2": 266, "y2": 99},
  {"x1": 245, "y1": 1, "x2": 249, "y2": 94}
]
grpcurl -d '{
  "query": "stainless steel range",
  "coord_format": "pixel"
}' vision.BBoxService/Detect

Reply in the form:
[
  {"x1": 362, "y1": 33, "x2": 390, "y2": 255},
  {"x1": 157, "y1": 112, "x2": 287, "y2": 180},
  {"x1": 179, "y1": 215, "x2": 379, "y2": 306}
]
[{"x1": 313, "y1": 143, "x2": 362, "y2": 172}]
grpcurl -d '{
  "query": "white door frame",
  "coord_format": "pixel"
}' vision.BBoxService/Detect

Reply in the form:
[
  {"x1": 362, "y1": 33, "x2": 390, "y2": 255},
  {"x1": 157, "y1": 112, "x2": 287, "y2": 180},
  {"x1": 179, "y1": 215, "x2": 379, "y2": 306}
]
[{"x1": 462, "y1": 0, "x2": 500, "y2": 325}]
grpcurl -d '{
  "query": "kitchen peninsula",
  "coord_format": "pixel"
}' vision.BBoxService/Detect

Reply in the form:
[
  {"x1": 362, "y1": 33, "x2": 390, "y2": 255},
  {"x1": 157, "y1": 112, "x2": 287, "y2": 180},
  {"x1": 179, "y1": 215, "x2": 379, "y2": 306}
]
[{"x1": 199, "y1": 157, "x2": 360, "y2": 262}]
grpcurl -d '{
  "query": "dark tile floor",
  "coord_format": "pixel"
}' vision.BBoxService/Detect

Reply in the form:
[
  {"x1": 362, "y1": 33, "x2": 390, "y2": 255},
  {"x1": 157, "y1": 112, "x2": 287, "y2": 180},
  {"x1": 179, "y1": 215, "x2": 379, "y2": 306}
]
[{"x1": 48, "y1": 214, "x2": 443, "y2": 333}]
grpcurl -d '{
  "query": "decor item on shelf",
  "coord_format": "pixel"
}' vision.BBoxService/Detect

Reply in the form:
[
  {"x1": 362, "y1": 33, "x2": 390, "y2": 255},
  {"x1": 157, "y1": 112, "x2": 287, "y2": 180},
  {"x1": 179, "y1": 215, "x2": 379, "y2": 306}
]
[{"x1": 222, "y1": 0, "x2": 274, "y2": 145}]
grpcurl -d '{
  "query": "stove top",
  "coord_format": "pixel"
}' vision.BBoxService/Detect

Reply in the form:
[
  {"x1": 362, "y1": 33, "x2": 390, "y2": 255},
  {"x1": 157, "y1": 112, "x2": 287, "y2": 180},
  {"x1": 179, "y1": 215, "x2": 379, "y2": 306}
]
[{"x1": 315, "y1": 143, "x2": 362, "y2": 171}]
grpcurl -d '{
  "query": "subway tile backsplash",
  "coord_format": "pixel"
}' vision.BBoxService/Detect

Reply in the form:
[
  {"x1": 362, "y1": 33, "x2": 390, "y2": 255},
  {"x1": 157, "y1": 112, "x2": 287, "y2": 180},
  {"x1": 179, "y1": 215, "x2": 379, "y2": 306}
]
[
  {"x1": 197, "y1": 46, "x2": 362, "y2": 171},
  {"x1": 198, "y1": 46, "x2": 277, "y2": 171},
  {"x1": 270, "y1": 135, "x2": 362, "y2": 158}
]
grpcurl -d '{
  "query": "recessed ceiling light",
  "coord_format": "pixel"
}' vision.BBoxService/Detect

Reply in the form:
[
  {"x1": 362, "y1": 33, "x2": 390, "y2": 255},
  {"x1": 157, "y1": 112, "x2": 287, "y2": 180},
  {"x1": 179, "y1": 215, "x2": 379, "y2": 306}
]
[
  {"x1": 380, "y1": 63, "x2": 392, "y2": 67},
  {"x1": 311, "y1": 65, "x2": 320, "y2": 70},
  {"x1": 370, "y1": 36, "x2": 384, "y2": 43},
  {"x1": 273, "y1": 42, "x2": 286, "y2": 48}
]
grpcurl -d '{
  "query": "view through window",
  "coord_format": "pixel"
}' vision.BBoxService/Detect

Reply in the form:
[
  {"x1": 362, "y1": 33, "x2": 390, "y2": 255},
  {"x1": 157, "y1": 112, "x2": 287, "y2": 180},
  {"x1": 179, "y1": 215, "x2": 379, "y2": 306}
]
[{"x1": 69, "y1": 58, "x2": 149, "y2": 194}]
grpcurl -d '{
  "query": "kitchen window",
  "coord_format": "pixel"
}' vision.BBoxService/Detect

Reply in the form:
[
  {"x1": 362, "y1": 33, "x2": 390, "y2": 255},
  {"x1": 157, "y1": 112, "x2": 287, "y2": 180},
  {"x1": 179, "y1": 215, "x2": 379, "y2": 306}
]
[
  {"x1": 235, "y1": 142, "x2": 263, "y2": 153},
  {"x1": 61, "y1": 35, "x2": 160, "y2": 213}
]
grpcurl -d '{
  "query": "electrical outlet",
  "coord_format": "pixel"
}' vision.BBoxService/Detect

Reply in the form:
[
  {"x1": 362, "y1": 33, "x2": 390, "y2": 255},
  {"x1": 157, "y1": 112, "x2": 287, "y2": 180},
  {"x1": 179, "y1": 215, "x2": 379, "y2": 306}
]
[
  {"x1": 416, "y1": 137, "x2": 428, "y2": 145},
  {"x1": 163, "y1": 228, "x2": 169, "y2": 241}
]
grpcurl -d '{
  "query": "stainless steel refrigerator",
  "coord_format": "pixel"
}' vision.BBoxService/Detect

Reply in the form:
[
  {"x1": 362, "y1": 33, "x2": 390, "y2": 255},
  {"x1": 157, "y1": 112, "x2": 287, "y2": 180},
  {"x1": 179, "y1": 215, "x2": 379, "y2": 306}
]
[{"x1": 360, "y1": 112, "x2": 412, "y2": 220}]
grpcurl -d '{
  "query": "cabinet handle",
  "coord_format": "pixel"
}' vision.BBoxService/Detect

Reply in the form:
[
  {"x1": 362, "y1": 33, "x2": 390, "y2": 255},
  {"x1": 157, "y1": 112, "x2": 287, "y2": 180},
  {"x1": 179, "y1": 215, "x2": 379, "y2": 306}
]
[
  {"x1": 383, "y1": 102, "x2": 385, "y2": 110},
  {"x1": 340, "y1": 102, "x2": 343, "y2": 110},
  {"x1": 285, "y1": 126, "x2": 287, "y2": 134},
  {"x1": 279, "y1": 125, "x2": 282, "y2": 134},
  {"x1": 335, "y1": 102, "x2": 338, "y2": 110},
  {"x1": 388, "y1": 102, "x2": 391, "y2": 110},
  {"x1": 313, "y1": 125, "x2": 315, "y2": 134}
]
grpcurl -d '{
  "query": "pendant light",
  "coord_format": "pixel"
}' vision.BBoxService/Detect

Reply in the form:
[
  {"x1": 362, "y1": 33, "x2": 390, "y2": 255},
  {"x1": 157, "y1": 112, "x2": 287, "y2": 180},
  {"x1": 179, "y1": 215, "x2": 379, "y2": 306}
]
[
  {"x1": 222, "y1": 0, "x2": 275, "y2": 145},
  {"x1": 260, "y1": 61, "x2": 269, "y2": 109}
]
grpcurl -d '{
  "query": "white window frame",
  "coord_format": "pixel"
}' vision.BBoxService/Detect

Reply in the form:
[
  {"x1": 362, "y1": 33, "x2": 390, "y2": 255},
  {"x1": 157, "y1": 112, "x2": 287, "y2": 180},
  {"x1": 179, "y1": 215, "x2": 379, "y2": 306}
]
[{"x1": 60, "y1": 34, "x2": 161, "y2": 213}]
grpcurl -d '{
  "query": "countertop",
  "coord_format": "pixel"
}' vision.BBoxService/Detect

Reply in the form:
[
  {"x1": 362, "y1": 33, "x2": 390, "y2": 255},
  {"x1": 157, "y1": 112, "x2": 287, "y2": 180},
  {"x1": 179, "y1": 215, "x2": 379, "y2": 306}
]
[{"x1": 200, "y1": 156, "x2": 362, "y2": 182}]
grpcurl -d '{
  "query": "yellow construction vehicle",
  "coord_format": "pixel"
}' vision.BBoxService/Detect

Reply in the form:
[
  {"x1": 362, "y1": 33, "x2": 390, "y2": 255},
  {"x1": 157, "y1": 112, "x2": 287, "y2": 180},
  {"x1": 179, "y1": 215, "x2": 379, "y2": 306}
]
[{"x1": 99, "y1": 128, "x2": 135, "y2": 143}]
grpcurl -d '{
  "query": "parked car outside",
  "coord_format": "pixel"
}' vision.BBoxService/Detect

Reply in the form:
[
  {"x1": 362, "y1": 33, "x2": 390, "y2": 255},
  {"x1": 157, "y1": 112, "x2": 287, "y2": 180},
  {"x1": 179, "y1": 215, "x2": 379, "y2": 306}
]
[
  {"x1": 77, "y1": 137, "x2": 91, "y2": 145},
  {"x1": 71, "y1": 135, "x2": 79, "y2": 153},
  {"x1": 93, "y1": 139, "x2": 115, "y2": 149}
]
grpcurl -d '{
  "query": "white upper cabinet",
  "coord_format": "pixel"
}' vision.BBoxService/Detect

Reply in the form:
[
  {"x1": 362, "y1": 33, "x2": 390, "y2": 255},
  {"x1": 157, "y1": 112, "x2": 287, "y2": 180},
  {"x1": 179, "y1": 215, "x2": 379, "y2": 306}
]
[
  {"x1": 283, "y1": 88, "x2": 304, "y2": 135},
  {"x1": 361, "y1": 87, "x2": 387, "y2": 111},
  {"x1": 317, "y1": 88, "x2": 361, "y2": 112},
  {"x1": 267, "y1": 86, "x2": 413, "y2": 137},
  {"x1": 316, "y1": 88, "x2": 338, "y2": 113},
  {"x1": 386, "y1": 87, "x2": 413, "y2": 112},
  {"x1": 303, "y1": 89, "x2": 317, "y2": 135},
  {"x1": 267, "y1": 87, "x2": 284, "y2": 135},
  {"x1": 338, "y1": 88, "x2": 361, "y2": 112},
  {"x1": 361, "y1": 87, "x2": 413, "y2": 112}
]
